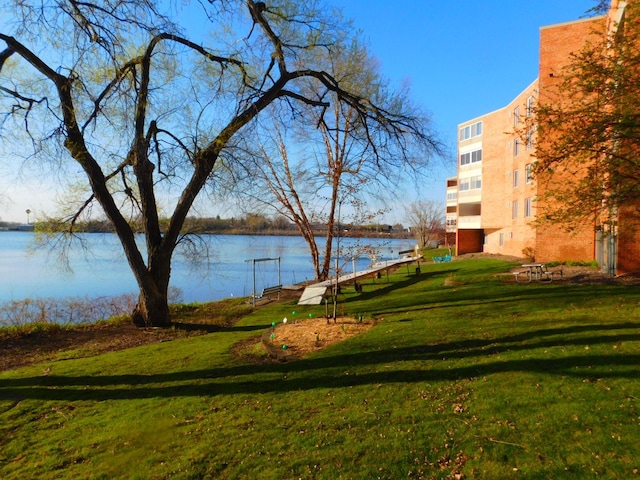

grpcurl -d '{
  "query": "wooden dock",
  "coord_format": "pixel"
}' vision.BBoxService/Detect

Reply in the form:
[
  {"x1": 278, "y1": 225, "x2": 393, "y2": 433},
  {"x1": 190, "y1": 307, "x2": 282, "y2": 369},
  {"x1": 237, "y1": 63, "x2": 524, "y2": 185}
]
[{"x1": 297, "y1": 255, "x2": 422, "y2": 305}]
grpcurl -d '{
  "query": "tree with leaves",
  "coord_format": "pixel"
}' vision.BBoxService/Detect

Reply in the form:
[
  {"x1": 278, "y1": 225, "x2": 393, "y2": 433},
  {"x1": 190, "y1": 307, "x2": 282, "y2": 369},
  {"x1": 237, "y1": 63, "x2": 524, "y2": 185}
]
[
  {"x1": 0, "y1": 0, "x2": 438, "y2": 327},
  {"x1": 531, "y1": 1, "x2": 640, "y2": 232}
]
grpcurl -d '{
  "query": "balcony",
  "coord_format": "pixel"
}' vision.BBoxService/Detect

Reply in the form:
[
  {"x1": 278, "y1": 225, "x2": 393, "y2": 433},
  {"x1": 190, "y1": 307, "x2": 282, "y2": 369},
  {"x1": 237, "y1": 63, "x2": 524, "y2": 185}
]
[{"x1": 458, "y1": 215, "x2": 482, "y2": 229}]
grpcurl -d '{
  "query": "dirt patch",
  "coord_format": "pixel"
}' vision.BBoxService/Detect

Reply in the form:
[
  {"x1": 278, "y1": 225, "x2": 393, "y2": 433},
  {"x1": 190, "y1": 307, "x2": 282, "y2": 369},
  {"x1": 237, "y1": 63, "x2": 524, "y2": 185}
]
[
  {"x1": 0, "y1": 322, "x2": 208, "y2": 373},
  {"x1": 549, "y1": 265, "x2": 633, "y2": 284},
  {"x1": 235, "y1": 317, "x2": 375, "y2": 363},
  {"x1": 0, "y1": 314, "x2": 375, "y2": 372},
  {"x1": 456, "y1": 252, "x2": 527, "y2": 264}
]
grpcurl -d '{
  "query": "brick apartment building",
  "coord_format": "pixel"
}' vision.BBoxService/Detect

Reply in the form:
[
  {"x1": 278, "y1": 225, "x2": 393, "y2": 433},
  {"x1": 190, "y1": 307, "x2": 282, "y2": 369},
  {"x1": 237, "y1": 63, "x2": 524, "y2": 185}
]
[{"x1": 448, "y1": 0, "x2": 640, "y2": 275}]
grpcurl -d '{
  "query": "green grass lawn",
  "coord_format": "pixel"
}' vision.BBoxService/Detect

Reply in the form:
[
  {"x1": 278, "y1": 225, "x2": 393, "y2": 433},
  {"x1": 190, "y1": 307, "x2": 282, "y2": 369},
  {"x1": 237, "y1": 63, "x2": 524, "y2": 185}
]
[{"x1": 1, "y1": 258, "x2": 639, "y2": 479}]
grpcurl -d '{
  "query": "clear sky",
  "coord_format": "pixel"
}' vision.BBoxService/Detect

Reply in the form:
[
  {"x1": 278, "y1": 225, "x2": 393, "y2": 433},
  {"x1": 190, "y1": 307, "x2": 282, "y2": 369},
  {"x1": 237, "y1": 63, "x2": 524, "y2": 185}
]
[{"x1": 0, "y1": 0, "x2": 598, "y2": 224}]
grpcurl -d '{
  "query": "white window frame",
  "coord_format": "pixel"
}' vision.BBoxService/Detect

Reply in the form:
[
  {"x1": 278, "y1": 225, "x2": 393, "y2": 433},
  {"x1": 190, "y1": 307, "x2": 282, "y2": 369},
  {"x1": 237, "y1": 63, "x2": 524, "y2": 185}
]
[
  {"x1": 525, "y1": 197, "x2": 532, "y2": 218},
  {"x1": 460, "y1": 148, "x2": 482, "y2": 166},
  {"x1": 459, "y1": 121, "x2": 483, "y2": 141},
  {"x1": 526, "y1": 95, "x2": 534, "y2": 116},
  {"x1": 513, "y1": 169, "x2": 519, "y2": 188},
  {"x1": 525, "y1": 164, "x2": 533, "y2": 184}
]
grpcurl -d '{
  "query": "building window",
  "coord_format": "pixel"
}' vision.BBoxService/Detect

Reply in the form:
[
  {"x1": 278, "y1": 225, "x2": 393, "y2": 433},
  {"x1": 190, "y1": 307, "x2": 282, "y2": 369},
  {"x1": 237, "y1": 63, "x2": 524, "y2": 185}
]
[
  {"x1": 499, "y1": 233, "x2": 505, "y2": 247},
  {"x1": 526, "y1": 129, "x2": 534, "y2": 150},
  {"x1": 513, "y1": 169, "x2": 519, "y2": 188},
  {"x1": 459, "y1": 176, "x2": 481, "y2": 191},
  {"x1": 446, "y1": 191, "x2": 457, "y2": 201},
  {"x1": 526, "y1": 95, "x2": 534, "y2": 116},
  {"x1": 525, "y1": 197, "x2": 532, "y2": 218},
  {"x1": 525, "y1": 164, "x2": 533, "y2": 183},
  {"x1": 459, "y1": 121, "x2": 482, "y2": 141},
  {"x1": 513, "y1": 139, "x2": 520, "y2": 156},
  {"x1": 513, "y1": 106, "x2": 520, "y2": 126},
  {"x1": 460, "y1": 148, "x2": 482, "y2": 166},
  {"x1": 512, "y1": 200, "x2": 519, "y2": 219}
]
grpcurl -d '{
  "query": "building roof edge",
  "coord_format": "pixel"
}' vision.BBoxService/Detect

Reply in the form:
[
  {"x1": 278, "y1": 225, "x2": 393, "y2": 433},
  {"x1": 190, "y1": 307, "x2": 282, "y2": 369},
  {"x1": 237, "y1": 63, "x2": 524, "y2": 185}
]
[{"x1": 540, "y1": 14, "x2": 606, "y2": 31}]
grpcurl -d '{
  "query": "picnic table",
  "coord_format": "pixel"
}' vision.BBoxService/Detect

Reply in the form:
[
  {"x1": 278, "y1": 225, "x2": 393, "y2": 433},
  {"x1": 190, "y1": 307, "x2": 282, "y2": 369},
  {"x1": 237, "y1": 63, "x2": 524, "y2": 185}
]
[{"x1": 514, "y1": 263, "x2": 553, "y2": 283}]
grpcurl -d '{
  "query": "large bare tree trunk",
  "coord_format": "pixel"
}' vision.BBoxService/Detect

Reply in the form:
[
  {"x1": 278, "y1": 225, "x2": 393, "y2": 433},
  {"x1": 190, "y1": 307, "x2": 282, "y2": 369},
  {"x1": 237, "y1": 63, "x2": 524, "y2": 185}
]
[
  {"x1": 129, "y1": 249, "x2": 171, "y2": 327},
  {"x1": 132, "y1": 284, "x2": 170, "y2": 327}
]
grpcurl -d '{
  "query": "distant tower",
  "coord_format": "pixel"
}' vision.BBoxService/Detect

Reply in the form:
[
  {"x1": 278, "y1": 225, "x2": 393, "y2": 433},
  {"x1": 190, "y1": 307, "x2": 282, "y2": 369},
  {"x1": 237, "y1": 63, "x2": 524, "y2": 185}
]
[{"x1": 26, "y1": 209, "x2": 31, "y2": 225}]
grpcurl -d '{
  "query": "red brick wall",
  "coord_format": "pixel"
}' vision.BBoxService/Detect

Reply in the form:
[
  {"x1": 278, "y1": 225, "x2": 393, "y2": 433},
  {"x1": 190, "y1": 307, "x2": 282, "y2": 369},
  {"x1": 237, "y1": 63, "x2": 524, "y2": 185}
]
[
  {"x1": 534, "y1": 17, "x2": 605, "y2": 263},
  {"x1": 476, "y1": 107, "x2": 509, "y2": 231},
  {"x1": 534, "y1": 223, "x2": 596, "y2": 263},
  {"x1": 617, "y1": 207, "x2": 640, "y2": 274},
  {"x1": 457, "y1": 229, "x2": 484, "y2": 255}
]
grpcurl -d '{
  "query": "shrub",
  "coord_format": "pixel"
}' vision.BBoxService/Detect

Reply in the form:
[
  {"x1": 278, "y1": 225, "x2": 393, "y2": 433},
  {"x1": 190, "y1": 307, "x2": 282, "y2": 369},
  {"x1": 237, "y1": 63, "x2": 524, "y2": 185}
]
[{"x1": 0, "y1": 287, "x2": 182, "y2": 327}]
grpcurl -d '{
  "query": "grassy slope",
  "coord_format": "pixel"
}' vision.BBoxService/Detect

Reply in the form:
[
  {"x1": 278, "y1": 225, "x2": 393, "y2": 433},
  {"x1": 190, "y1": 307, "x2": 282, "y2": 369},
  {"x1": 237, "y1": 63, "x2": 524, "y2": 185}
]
[{"x1": 1, "y1": 258, "x2": 639, "y2": 479}]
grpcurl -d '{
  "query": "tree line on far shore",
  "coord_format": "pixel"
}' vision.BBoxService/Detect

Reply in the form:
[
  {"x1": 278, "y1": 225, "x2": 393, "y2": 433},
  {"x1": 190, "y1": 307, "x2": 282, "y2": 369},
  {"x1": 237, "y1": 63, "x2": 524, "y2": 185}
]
[{"x1": 13, "y1": 213, "x2": 412, "y2": 239}]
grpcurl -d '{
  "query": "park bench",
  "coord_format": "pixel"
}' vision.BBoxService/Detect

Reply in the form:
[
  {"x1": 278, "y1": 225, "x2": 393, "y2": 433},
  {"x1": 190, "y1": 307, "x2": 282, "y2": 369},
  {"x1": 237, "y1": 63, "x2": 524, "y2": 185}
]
[
  {"x1": 259, "y1": 284, "x2": 282, "y2": 299},
  {"x1": 250, "y1": 284, "x2": 283, "y2": 306}
]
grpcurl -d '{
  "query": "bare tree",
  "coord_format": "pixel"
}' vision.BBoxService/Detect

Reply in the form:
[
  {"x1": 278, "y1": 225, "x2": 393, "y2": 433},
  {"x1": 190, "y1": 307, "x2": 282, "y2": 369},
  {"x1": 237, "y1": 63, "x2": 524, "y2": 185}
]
[
  {"x1": 405, "y1": 200, "x2": 444, "y2": 248},
  {"x1": 229, "y1": 40, "x2": 441, "y2": 280},
  {"x1": 0, "y1": 0, "x2": 437, "y2": 327}
]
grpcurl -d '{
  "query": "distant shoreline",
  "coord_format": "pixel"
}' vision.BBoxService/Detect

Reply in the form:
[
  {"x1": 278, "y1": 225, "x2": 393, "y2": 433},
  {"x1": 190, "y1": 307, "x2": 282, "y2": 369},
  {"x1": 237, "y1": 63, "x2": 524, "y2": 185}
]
[
  {"x1": 0, "y1": 226, "x2": 411, "y2": 240},
  {"x1": 0, "y1": 224, "x2": 34, "y2": 232}
]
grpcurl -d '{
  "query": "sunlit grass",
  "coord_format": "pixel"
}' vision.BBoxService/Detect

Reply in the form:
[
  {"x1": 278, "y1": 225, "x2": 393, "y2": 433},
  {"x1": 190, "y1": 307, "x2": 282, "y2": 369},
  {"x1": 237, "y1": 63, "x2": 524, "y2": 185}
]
[{"x1": 1, "y1": 257, "x2": 639, "y2": 479}]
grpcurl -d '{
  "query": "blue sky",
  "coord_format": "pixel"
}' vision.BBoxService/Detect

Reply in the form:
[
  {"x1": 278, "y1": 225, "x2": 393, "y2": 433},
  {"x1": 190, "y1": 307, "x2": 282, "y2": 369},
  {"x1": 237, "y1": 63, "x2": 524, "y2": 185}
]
[
  {"x1": 0, "y1": 0, "x2": 598, "y2": 224},
  {"x1": 339, "y1": 0, "x2": 597, "y2": 222}
]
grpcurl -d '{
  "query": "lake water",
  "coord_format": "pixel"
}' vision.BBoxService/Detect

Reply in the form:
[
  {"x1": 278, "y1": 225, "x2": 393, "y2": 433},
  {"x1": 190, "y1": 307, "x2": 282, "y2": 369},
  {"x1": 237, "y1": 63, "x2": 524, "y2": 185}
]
[{"x1": 0, "y1": 231, "x2": 414, "y2": 304}]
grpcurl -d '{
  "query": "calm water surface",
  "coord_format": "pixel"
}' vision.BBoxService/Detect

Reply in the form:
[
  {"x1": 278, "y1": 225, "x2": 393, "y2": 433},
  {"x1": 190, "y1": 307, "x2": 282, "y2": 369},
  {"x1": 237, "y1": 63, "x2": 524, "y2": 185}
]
[{"x1": 0, "y1": 232, "x2": 414, "y2": 304}]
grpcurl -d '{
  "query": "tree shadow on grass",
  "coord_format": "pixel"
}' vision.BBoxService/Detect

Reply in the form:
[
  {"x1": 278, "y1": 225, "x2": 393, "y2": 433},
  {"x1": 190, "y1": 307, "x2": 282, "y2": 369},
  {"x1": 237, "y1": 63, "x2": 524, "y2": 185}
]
[
  {"x1": 2, "y1": 321, "x2": 639, "y2": 401},
  {"x1": 351, "y1": 268, "x2": 460, "y2": 302},
  {"x1": 171, "y1": 322, "x2": 266, "y2": 333},
  {"x1": 369, "y1": 282, "x2": 638, "y2": 319}
]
